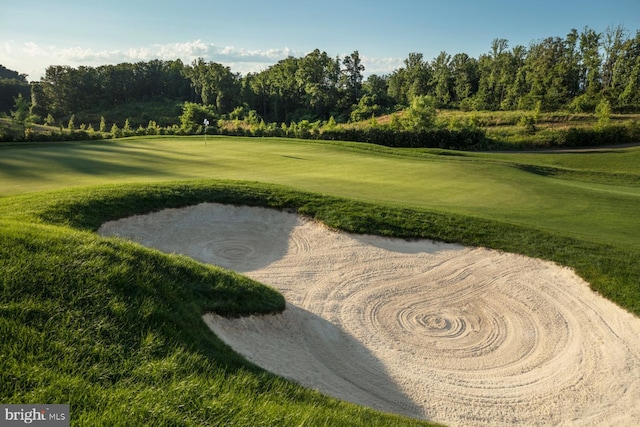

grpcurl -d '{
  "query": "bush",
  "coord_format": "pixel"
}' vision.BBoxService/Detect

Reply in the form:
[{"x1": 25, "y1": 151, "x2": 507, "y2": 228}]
[
  {"x1": 518, "y1": 115, "x2": 537, "y2": 134},
  {"x1": 557, "y1": 125, "x2": 632, "y2": 147},
  {"x1": 180, "y1": 102, "x2": 218, "y2": 133},
  {"x1": 402, "y1": 95, "x2": 437, "y2": 130},
  {"x1": 318, "y1": 127, "x2": 488, "y2": 150},
  {"x1": 569, "y1": 94, "x2": 598, "y2": 113}
]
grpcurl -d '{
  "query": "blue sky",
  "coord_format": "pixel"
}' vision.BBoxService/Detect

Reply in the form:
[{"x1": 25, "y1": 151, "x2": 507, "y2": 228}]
[{"x1": 2, "y1": 0, "x2": 639, "y2": 81}]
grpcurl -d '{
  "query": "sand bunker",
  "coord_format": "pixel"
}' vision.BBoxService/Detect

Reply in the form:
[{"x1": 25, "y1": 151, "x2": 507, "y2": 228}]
[{"x1": 99, "y1": 203, "x2": 640, "y2": 426}]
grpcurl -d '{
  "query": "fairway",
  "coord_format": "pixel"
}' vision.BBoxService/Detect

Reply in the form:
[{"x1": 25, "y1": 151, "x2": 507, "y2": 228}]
[{"x1": 1, "y1": 136, "x2": 639, "y2": 249}]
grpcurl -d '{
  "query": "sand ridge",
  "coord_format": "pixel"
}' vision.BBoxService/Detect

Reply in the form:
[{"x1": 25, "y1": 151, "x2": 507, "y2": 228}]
[{"x1": 99, "y1": 203, "x2": 640, "y2": 426}]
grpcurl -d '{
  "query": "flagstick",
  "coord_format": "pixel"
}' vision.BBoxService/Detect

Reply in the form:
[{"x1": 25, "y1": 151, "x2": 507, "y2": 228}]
[{"x1": 203, "y1": 118, "x2": 209, "y2": 147}]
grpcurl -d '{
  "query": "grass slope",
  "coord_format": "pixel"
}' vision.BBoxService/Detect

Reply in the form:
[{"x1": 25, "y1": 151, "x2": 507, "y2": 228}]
[{"x1": 0, "y1": 192, "x2": 437, "y2": 426}]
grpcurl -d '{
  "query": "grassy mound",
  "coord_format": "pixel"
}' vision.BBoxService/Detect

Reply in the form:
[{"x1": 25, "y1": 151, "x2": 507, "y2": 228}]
[{"x1": 0, "y1": 183, "x2": 439, "y2": 426}]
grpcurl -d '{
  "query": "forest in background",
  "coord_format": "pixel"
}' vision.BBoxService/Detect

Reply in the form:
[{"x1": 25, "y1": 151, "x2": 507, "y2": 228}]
[{"x1": 1, "y1": 25, "x2": 640, "y2": 147}]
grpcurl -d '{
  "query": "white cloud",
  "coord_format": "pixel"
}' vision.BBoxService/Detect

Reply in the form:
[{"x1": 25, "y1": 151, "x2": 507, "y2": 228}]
[
  {"x1": 156, "y1": 40, "x2": 210, "y2": 60},
  {"x1": 3, "y1": 42, "x2": 14, "y2": 55},
  {"x1": 357, "y1": 54, "x2": 404, "y2": 76}
]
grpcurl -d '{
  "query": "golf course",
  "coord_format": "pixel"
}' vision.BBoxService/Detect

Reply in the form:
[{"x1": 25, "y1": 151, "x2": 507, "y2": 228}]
[{"x1": 1, "y1": 135, "x2": 640, "y2": 425}]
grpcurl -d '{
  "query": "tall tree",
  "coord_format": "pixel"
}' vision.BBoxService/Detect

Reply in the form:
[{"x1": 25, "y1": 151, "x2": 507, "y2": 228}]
[
  {"x1": 11, "y1": 93, "x2": 31, "y2": 134},
  {"x1": 450, "y1": 53, "x2": 479, "y2": 104},
  {"x1": 563, "y1": 29, "x2": 582, "y2": 100},
  {"x1": 362, "y1": 74, "x2": 392, "y2": 109},
  {"x1": 295, "y1": 49, "x2": 340, "y2": 119},
  {"x1": 617, "y1": 30, "x2": 640, "y2": 108},
  {"x1": 182, "y1": 59, "x2": 240, "y2": 114},
  {"x1": 265, "y1": 56, "x2": 301, "y2": 123},
  {"x1": 341, "y1": 50, "x2": 365, "y2": 106},
  {"x1": 183, "y1": 58, "x2": 212, "y2": 104},
  {"x1": 0, "y1": 65, "x2": 27, "y2": 82},
  {"x1": 388, "y1": 53, "x2": 431, "y2": 106},
  {"x1": 520, "y1": 37, "x2": 570, "y2": 110},
  {"x1": 475, "y1": 38, "x2": 512, "y2": 109},
  {"x1": 431, "y1": 51, "x2": 453, "y2": 107},
  {"x1": 404, "y1": 52, "x2": 432, "y2": 101},
  {"x1": 602, "y1": 25, "x2": 627, "y2": 96},
  {"x1": 579, "y1": 27, "x2": 602, "y2": 97}
]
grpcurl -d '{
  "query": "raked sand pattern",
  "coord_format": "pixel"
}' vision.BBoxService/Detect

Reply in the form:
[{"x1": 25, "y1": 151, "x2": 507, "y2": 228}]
[{"x1": 99, "y1": 203, "x2": 640, "y2": 426}]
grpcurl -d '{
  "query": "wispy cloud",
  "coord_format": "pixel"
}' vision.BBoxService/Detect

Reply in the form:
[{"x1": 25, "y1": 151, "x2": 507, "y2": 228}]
[
  {"x1": 1, "y1": 39, "x2": 402, "y2": 81},
  {"x1": 359, "y1": 55, "x2": 404, "y2": 76}
]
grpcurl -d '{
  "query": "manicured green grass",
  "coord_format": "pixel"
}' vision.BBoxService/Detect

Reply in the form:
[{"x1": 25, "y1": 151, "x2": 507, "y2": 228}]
[
  {"x1": 1, "y1": 135, "x2": 639, "y2": 425},
  {"x1": 2, "y1": 136, "x2": 639, "y2": 249}
]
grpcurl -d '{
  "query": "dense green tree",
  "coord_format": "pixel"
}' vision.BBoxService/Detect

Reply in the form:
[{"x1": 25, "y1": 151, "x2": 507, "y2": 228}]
[
  {"x1": 450, "y1": 53, "x2": 479, "y2": 104},
  {"x1": 501, "y1": 67, "x2": 528, "y2": 110},
  {"x1": 475, "y1": 39, "x2": 514, "y2": 109},
  {"x1": 0, "y1": 65, "x2": 27, "y2": 81},
  {"x1": 363, "y1": 74, "x2": 390, "y2": 104},
  {"x1": 241, "y1": 56, "x2": 302, "y2": 123},
  {"x1": 601, "y1": 26, "x2": 626, "y2": 97},
  {"x1": 350, "y1": 95, "x2": 382, "y2": 121},
  {"x1": 402, "y1": 95, "x2": 437, "y2": 130},
  {"x1": 388, "y1": 53, "x2": 432, "y2": 106},
  {"x1": 431, "y1": 51, "x2": 453, "y2": 107},
  {"x1": 580, "y1": 27, "x2": 602, "y2": 97},
  {"x1": 356, "y1": 73, "x2": 393, "y2": 118},
  {"x1": 0, "y1": 66, "x2": 30, "y2": 114},
  {"x1": 617, "y1": 30, "x2": 640, "y2": 108},
  {"x1": 245, "y1": 73, "x2": 267, "y2": 119},
  {"x1": 562, "y1": 28, "x2": 582, "y2": 100},
  {"x1": 295, "y1": 49, "x2": 341, "y2": 120},
  {"x1": 29, "y1": 82, "x2": 47, "y2": 120},
  {"x1": 595, "y1": 98, "x2": 611, "y2": 127},
  {"x1": 36, "y1": 60, "x2": 191, "y2": 122},
  {"x1": 11, "y1": 93, "x2": 31, "y2": 130},
  {"x1": 181, "y1": 59, "x2": 242, "y2": 114},
  {"x1": 179, "y1": 102, "x2": 218, "y2": 133},
  {"x1": 341, "y1": 50, "x2": 365, "y2": 106},
  {"x1": 519, "y1": 37, "x2": 571, "y2": 110}
]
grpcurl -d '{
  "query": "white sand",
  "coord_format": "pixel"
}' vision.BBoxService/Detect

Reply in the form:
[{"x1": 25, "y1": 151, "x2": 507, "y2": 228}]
[{"x1": 99, "y1": 203, "x2": 640, "y2": 426}]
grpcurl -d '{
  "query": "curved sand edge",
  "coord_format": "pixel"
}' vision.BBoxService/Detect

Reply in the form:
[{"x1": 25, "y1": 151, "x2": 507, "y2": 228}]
[{"x1": 99, "y1": 203, "x2": 640, "y2": 426}]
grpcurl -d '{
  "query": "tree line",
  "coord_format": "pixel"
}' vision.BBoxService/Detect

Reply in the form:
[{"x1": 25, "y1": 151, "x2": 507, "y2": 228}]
[
  {"x1": 2, "y1": 25, "x2": 639, "y2": 130},
  {"x1": 0, "y1": 65, "x2": 30, "y2": 115}
]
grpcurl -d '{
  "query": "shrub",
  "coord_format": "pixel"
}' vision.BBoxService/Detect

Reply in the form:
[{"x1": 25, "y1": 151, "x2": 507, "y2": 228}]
[
  {"x1": 179, "y1": 102, "x2": 218, "y2": 133},
  {"x1": 518, "y1": 115, "x2": 537, "y2": 134}
]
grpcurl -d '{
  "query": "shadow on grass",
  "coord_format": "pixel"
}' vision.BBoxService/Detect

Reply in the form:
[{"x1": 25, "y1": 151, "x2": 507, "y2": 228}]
[{"x1": 0, "y1": 140, "x2": 216, "y2": 183}]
